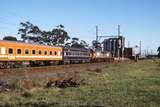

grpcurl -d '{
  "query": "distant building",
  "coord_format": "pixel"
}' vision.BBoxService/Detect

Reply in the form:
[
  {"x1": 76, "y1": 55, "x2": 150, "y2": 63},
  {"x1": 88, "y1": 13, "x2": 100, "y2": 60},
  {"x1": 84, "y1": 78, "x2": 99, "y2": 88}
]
[
  {"x1": 102, "y1": 36, "x2": 125, "y2": 57},
  {"x1": 124, "y1": 48, "x2": 134, "y2": 59}
]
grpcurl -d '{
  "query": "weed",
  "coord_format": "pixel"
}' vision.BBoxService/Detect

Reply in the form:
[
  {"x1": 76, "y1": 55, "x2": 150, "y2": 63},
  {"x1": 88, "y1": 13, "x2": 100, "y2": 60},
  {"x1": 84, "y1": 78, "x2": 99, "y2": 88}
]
[{"x1": 22, "y1": 90, "x2": 32, "y2": 98}]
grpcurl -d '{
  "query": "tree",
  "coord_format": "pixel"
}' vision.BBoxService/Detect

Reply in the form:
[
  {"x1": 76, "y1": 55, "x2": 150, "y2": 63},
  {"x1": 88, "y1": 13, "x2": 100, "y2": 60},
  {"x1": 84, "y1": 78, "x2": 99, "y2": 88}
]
[
  {"x1": 40, "y1": 24, "x2": 71, "y2": 46},
  {"x1": 70, "y1": 37, "x2": 88, "y2": 48},
  {"x1": 3, "y1": 36, "x2": 17, "y2": 41},
  {"x1": 41, "y1": 31, "x2": 52, "y2": 45},
  {"x1": 71, "y1": 37, "x2": 80, "y2": 48},
  {"x1": 157, "y1": 46, "x2": 160, "y2": 58},
  {"x1": 65, "y1": 42, "x2": 71, "y2": 47},
  {"x1": 45, "y1": 25, "x2": 70, "y2": 46},
  {"x1": 28, "y1": 25, "x2": 42, "y2": 42},
  {"x1": 18, "y1": 22, "x2": 70, "y2": 46},
  {"x1": 18, "y1": 21, "x2": 42, "y2": 42},
  {"x1": 18, "y1": 22, "x2": 89, "y2": 47},
  {"x1": 80, "y1": 40, "x2": 88, "y2": 48}
]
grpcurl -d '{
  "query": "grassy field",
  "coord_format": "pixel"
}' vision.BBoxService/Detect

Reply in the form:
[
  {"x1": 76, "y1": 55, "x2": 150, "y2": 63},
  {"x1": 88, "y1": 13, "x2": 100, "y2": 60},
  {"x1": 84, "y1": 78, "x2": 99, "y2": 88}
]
[{"x1": 0, "y1": 59, "x2": 160, "y2": 107}]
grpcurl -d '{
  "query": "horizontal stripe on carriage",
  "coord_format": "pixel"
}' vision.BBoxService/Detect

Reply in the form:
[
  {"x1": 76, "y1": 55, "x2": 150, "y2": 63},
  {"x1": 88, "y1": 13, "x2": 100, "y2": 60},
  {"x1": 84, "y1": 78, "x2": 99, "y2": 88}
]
[{"x1": 0, "y1": 55, "x2": 62, "y2": 59}]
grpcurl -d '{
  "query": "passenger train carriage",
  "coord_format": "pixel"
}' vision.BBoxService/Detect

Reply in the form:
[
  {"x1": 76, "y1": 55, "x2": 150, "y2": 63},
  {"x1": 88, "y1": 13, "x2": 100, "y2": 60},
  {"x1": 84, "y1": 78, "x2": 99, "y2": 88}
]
[
  {"x1": 63, "y1": 47, "x2": 91, "y2": 64},
  {"x1": 0, "y1": 40, "x2": 63, "y2": 68}
]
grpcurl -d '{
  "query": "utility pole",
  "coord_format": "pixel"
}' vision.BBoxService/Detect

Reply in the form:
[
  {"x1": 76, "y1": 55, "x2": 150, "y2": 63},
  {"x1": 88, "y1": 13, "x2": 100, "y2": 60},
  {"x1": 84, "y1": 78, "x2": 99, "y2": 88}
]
[
  {"x1": 117, "y1": 25, "x2": 120, "y2": 59},
  {"x1": 117, "y1": 24, "x2": 124, "y2": 59},
  {"x1": 96, "y1": 25, "x2": 98, "y2": 41},
  {"x1": 151, "y1": 49, "x2": 153, "y2": 55},
  {"x1": 147, "y1": 49, "x2": 149, "y2": 56},
  {"x1": 118, "y1": 24, "x2": 120, "y2": 37},
  {"x1": 139, "y1": 41, "x2": 142, "y2": 58}
]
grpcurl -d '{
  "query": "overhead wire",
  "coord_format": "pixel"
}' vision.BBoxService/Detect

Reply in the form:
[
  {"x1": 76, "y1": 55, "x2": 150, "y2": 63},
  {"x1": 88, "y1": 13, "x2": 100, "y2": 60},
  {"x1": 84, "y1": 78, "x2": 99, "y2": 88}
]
[{"x1": 0, "y1": 10, "x2": 29, "y2": 37}]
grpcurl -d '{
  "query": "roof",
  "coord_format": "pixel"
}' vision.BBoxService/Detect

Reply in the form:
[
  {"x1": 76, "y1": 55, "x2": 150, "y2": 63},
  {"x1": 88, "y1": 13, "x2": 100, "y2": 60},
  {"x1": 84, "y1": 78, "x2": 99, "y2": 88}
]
[{"x1": 0, "y1": 40, "x2": 61, "y2": 48}]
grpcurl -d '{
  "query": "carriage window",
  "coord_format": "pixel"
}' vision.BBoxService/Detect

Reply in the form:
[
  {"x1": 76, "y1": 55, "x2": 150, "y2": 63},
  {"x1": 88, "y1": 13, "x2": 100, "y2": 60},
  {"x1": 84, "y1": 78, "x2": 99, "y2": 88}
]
[
  {"x1": 44, "y1": 50, "x2": 47, "y2": 55},
  {"x1": 8, "y1": 48, "x2": 13, "y2": 54},
  {"x1": 32, "y1": 50, "x2": 36, "y2": 55},
  {"x1": 54, "y1": 51, "x2": 57, "y2": 55},
  {"x1": 38, "y1": 50, "x2": 42, "y2": 55},
  {"x1": 25, "y1": 49, "x2": 29, "y2": 54},
  {"x1": 50, "y1": 51, "x2": 52, "y2": 55},
  {"x1": 17, "y1": 49, "x2": 21, "y2": 54},
  {"x1": 68, "y1": 52, "x2": 70, "y2": 55}
]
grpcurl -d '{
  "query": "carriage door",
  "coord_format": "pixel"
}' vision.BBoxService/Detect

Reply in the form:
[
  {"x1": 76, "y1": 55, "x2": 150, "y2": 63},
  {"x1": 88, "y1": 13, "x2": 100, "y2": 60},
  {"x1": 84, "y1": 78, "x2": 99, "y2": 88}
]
[{"x1": 1, "y1": 47, "x2": 7, "y2": 59}]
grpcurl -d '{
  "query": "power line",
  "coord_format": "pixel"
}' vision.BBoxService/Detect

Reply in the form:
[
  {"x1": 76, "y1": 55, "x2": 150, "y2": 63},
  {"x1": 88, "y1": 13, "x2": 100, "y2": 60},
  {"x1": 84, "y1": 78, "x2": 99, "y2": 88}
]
[
  {"x1": 95, "y1": 25, "x2": 118, "y2": 42},
  {"x1": 1, "y1": 9, "x2": 29, "y2": 22},
  {"x1": 0, "y1": 9, "x2": 30, "y2": 28},
  {"x1": 0, "y1": 11, "x2": 23, "y2": 34},
  {"x1": 0, "y1": 20, "x2": 18, "y2": 26},
  {"x1": 128, "y1": 41, "x2": 130, "y2": 48}
]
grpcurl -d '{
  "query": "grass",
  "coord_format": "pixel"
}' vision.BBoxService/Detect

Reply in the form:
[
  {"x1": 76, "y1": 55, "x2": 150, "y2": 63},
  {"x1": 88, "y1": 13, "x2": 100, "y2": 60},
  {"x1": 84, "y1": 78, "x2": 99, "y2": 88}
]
[{"x1": 0, "y1": 59, "x2": 160, "y2": 107}]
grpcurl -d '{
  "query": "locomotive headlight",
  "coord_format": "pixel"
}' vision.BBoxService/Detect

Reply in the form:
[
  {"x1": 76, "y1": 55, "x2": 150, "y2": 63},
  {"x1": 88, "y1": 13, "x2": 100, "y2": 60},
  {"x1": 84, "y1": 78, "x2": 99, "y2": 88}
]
[
  {"x1": 96, "y1": 52, "x2": 100, "y2": 56},
  {"x1": 106, "y1": 53, "x2": 109, "y2": 57}
]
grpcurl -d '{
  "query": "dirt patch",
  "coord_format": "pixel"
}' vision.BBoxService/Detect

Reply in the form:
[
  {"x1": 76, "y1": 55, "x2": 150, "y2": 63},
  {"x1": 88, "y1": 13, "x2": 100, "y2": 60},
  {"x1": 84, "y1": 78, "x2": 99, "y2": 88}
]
[{"x1": 87, "y1": 68, "x2": 102, "y2": 73}]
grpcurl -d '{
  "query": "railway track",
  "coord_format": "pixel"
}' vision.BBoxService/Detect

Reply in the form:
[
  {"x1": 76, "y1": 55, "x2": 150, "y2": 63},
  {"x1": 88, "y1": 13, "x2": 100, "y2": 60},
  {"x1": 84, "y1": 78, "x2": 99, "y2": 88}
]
[{"x1": 0, "y1": 62, "x2": 112, "y2": 81}]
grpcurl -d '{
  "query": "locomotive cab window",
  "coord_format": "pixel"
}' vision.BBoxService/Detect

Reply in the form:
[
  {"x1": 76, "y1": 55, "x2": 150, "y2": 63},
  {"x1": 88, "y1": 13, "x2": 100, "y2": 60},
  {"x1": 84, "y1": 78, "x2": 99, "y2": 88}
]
[
  {"x1": 25, "y1": 49, "x2": 29, "y2": 54},
  {"x1": 17, "y1": 49, "x2": 21, "y2": 54},
  {"x1": 32, "y1": 50, "x2": 36, "y2": 55},
  {"x1": 8, "y1": 48, "x2": 13, "y2": 54}
]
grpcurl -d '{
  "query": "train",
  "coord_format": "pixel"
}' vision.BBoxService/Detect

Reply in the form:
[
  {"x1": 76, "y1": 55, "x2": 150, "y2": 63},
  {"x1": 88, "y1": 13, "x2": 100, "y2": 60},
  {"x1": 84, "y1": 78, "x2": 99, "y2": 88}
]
[{"x1": 0, "y1": 40, "x2": 114, "y2": 68}]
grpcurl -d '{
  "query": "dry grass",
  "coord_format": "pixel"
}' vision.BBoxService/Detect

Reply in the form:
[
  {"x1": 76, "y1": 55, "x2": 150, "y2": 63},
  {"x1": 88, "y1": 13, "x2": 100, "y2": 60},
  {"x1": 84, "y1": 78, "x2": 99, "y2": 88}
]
[{"x1": 0, "y1": 59, "x2": 160, "y2": 107}]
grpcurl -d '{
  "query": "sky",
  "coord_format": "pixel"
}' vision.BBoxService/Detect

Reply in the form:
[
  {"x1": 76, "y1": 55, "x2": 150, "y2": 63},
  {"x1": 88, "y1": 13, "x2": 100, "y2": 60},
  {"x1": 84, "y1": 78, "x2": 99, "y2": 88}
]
[{"x1": 0, "y1": 0, "x2": 160, "y2": 54}]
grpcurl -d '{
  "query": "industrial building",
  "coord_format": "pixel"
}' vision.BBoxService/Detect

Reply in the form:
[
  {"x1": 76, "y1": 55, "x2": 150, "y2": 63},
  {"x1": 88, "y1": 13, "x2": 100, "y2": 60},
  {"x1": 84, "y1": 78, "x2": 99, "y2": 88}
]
[{"x1": 103, "y1": 36, "x2": 125, "y2": 57}]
